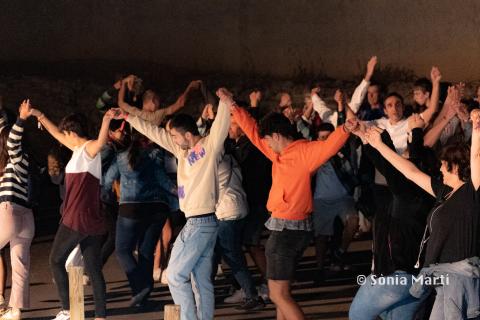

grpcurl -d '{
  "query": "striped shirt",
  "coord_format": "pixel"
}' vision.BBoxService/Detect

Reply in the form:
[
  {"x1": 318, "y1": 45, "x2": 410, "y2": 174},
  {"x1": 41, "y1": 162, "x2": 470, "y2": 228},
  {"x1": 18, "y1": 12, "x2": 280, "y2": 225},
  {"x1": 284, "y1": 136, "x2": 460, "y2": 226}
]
[{"x1": 0, "y1": 116, "x2": 30, "y2": 208}]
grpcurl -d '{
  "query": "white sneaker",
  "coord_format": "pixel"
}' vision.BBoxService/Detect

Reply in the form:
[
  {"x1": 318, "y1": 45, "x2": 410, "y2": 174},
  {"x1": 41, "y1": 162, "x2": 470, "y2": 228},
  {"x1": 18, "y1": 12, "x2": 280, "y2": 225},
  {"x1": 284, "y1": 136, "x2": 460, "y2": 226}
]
[
  {"x1": 82, "y1": 275, "x2": 90, "y2": 286},
  {"x1": 0, "y1": 308, "x2": 21, "y2": 320},
  {"x1": 258, "y1": 284, "x2": 270, "y2": 302},
  {"x1": 51, "y1": 310, "x2": 70, "y2": 320},
  {"x1": 223, "y1": 289, "x2": 245, "y2": 304}
]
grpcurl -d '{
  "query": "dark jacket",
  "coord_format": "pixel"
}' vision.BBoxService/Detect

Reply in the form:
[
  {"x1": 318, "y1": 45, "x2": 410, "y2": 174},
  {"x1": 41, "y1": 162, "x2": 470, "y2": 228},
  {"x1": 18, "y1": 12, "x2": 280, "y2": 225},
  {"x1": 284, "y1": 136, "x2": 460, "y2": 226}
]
[
  {"x1": 365, "y1": 128, "x2": 434, "y2": 276},
  {"x1": 226, "y1": 136, "x2": 272, "y2": 208}
]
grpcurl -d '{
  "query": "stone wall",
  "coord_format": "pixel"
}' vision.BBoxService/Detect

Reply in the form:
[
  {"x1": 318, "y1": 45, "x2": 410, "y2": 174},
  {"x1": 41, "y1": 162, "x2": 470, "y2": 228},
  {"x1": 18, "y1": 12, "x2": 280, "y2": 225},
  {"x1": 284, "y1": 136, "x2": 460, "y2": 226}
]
[{"x1": 1, "y1": 0, "x2": 480, "y2": 81}]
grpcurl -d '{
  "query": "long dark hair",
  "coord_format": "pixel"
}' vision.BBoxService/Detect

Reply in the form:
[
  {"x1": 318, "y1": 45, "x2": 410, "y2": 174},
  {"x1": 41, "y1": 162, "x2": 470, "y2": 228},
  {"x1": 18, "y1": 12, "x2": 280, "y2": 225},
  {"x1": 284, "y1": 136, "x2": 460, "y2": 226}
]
[
  {"x1": 0, "y1": 127, "x2": 11, "y2": 175},
  {"x1": 127, "y1": 129, "x2": 150, "y2": 170}
]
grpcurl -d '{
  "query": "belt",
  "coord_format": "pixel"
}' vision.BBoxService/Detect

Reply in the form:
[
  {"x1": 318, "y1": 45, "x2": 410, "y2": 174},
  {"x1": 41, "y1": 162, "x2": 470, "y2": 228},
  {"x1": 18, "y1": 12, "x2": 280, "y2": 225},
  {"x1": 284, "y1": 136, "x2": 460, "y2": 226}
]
[{"x1": 187, "y1": 213, "x2": 215, "y2": 220}]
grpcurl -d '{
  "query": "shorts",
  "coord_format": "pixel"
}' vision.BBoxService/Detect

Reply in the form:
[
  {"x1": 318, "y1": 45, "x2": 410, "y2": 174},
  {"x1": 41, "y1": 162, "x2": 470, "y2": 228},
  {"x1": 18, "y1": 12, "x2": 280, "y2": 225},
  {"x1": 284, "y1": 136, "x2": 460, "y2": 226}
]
[
  {"x1": 243, "y1": 204, "x2": 270, "y2": 246},
  {"x1": 265, "y1": 229, "x2": 312, "y2": 280},
  {"x1": 312, "y1": 196, "x2": 357, "y2": 237}
]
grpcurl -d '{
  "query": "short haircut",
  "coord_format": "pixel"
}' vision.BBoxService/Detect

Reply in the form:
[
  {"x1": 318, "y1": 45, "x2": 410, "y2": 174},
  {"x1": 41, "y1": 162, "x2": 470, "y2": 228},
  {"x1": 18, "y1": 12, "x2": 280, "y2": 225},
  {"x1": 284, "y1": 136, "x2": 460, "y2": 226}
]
[
  {"x1": 383, "y1": 92, "x2": 404, "y2": 106},
  {"x1": 142, "y1": 89, "x2": 160, "y2": 105},
  {"x1": 413, "y1": 78, "x2": 432, "y2": 94},
  {"x1": 170, "y1": 113, "x2": 200, "y2": 136},
  {"x1": 58, "y1": 113, "x2": 89, "y2": 138},
  {"x1": 317, "y1": 122, "x2": 335, "y2": 133},
  {"x1": 439, "y1": 143, "x2": 470, "y2": 182},
  {"x1": 259, "y1": 112, "x2": 297, "y2": 140}
]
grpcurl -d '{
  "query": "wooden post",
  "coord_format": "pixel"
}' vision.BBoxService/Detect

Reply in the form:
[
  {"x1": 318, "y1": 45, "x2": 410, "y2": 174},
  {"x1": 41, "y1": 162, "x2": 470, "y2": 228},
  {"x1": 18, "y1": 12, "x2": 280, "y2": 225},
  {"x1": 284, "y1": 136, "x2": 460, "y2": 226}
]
[
  {"x1": 68, "y1": 266, "x2": 85, "y2": 320},
  {"x1": 164, "y1": 304, "x2": 181, "y2": 320}
]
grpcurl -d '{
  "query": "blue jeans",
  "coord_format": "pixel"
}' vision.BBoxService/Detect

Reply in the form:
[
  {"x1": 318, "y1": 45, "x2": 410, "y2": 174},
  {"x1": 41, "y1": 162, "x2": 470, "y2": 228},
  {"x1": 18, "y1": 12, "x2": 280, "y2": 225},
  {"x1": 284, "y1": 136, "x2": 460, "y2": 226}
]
[
  {"x1": 349, "y1": 272, "x2": 424, "y2": 320},
  {"x1": 115, "y1": 215, "x2": 166, "y2": 296},
  {"x1": 167, "y1": 215, "x2": 218, "y2": 320},
  {"x1": 214, "y1": 219, "x2": 257, "y2": 299}
]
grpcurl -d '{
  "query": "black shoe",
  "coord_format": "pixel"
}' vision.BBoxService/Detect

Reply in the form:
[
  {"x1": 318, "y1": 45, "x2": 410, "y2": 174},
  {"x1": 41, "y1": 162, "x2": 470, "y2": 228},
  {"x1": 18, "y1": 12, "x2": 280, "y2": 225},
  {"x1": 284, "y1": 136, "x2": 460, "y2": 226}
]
[
  {"x1": 129, "y1": 287, "x2": 151, "y2": 307},
  {"x1": 235, "y1": 297, "x2": 265, "y2": 311}
]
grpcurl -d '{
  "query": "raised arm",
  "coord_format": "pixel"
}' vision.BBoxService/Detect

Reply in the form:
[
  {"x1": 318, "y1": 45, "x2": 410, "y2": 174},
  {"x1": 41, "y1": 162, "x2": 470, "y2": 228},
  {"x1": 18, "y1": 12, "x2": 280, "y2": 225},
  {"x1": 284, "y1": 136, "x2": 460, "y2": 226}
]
[
  {"x1": 31, "y1": 108, "x2": 76, "y2": 150},
  {"x1": 311, "y1": 87, "x2": 337, "y2": 126},
  {"x1": 7, "y1": 100, "x2": 31, "y2": 178},
  {"x1": 423, "y1": 87, "x2": 458, "y2": 148},
  {"x1": 420, "y1": 67, "x2": 441, "y2": 125},
  {"x1": 84, "y1": 110, "x2": 114, "y2": 158},
  {"x1": 303, "y1": 122, "x2": 350, "y2": 172},
  {"x1": 471, "y1": 109, "x2": 480, "y2": 190},
  {"x1": 113, "y1": 108, "x2": 180, "y2": 156},
  {"x1": 231, "y1": 105, "x2": 276, "y2": 161},
  {"x1": 365, "y1": 127, "x2": 434, "y2": 196},
  {"x1": 163, "y1": 80, "x2": 202, "y2": 115},
  {"x1": 207, "y1": 88, "x2": 231, "y2": 153},
  {"x1": 348, "y1": 56, "x2": 377, "y2": 113}
]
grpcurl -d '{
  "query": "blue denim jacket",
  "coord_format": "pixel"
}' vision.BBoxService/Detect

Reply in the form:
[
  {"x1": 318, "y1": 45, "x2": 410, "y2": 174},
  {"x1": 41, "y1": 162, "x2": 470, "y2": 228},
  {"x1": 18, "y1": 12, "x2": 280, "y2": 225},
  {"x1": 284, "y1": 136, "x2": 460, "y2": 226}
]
[
  {"x1": 102, "y1": 146, "x2": 178, "y2": 207},
  {"x1": 410, "y1": 257, "x2": 480, "y2": 319}
]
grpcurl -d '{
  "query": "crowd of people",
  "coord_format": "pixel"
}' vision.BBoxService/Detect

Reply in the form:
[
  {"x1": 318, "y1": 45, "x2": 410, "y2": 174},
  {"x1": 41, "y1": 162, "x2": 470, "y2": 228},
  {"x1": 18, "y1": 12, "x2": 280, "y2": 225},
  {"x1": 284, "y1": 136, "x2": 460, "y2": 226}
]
[{"x1": 0, "y1": 56, "x2": 478, "y2": 320}]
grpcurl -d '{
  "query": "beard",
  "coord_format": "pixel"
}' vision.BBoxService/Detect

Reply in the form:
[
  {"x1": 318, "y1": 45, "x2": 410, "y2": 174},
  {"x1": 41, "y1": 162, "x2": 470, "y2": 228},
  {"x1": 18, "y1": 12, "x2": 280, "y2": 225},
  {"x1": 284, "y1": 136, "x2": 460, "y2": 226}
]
[{"x1": 179, "y1": 142, "x2": 190, "y2": 150}]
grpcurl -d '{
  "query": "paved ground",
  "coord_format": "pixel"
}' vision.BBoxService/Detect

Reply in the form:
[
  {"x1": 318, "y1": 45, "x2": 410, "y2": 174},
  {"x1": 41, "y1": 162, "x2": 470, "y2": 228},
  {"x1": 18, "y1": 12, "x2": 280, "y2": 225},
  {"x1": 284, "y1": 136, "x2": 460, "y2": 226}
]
[{"x1": 2, "y1": 234, "x2": 372, "y2": 320}]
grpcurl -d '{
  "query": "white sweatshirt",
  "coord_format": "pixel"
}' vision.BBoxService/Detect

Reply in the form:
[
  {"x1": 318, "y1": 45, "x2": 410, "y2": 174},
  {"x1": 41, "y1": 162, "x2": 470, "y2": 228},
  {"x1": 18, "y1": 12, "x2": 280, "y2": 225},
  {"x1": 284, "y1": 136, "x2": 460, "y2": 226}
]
[
  {"x1": 215, "y1": 154, "x2": 248, "y2": 221},
  {"x1": 127, "y1": 100, "x2": 231, "y2": 217}
]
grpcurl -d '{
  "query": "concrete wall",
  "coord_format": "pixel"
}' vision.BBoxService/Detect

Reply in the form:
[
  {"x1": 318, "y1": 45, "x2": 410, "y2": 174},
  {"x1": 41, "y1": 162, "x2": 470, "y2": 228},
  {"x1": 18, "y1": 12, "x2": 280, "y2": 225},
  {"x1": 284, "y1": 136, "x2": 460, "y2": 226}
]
[{"x1": 1, "y1": 0, "x2": 480, "y2": 81}]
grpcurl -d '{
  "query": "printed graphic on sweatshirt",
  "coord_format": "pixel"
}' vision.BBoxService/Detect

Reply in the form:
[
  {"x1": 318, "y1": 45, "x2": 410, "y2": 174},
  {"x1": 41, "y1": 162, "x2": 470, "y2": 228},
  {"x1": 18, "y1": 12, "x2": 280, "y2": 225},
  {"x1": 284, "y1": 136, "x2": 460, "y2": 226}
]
[
  {"x1": 187, "y1": 145, "x2": 206, "y2": 166},
  {"x1": 178, "y1": 185, "x2": 185, "y2": 199}
]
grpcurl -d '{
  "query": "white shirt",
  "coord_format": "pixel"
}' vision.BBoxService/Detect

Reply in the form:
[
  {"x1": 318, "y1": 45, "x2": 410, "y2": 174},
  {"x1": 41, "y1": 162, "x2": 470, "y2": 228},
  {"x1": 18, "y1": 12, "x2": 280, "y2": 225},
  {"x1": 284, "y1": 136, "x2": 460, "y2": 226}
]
[{"x1": 372, "y1": 117, "x2": 410, "y2": 155}]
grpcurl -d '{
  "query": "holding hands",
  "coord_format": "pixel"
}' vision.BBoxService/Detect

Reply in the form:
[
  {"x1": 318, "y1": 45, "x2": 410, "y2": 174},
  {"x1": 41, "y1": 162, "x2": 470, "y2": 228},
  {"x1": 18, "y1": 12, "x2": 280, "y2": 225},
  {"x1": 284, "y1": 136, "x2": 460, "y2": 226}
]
[
  {"x1": 19, "y1": 99, "x2": 33, "y2": 120},
  {"x1": 364, "y1": 126, "x2": 384, "y2": 148},
  {"x1": 201, "y1": 104, "x2": 215, "y2": 120},
  {"x1": 408, "y1": 113, "x2": 425, "y2": 130},
  {"x1": 216, "y1": 88, "x2": 234, "y2": 105},
  {"x1": 249, "y1": 90, "x2": 262, "y2": 108}
]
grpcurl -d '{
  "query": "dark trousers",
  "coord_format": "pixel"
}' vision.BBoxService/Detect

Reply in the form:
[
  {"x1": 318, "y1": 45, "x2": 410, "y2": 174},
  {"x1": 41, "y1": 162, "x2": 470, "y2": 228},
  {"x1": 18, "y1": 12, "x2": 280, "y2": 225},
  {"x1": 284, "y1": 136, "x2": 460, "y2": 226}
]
[
  {"x1": 101, "y1": 202, "x2": 118, "y2": 266},
  {"x1": 49, "y1": 224, "x2": 106, "y2": 318},
  {"x1": 213, "y1": 218, "x2": 257, "y2": 299},
  {"x1": 115, "y1": 214, "x2": 167, "y2": 297}
]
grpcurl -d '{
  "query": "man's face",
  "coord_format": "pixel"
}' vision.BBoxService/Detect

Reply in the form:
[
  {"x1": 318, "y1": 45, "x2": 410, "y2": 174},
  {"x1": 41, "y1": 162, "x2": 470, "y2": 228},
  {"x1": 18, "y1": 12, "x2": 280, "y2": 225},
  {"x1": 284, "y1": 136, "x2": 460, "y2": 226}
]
[
  {"x1": 264, "y1": 134, "x2": 281, "y2": 154},
  {"x1": 384, "y1": 96, "x2": 404, "y2": 124},
  {"x1": 142, "y1": 99, "x2": 158, "y2": 112},
  {"x1": 170, "y1": 128, "x2": 190, "y2": 150},
  {"x1": 228, "y1": 119, "x2": 244, "y2": 140},
  {"x1": 279, "y1": 93, "x2": 292, "y2": 108},
  {"x1": 367, "y1": 85, "x2": 380, "y2": 106},
  {"x1": 413, "y1": 89, "x2": 429, "y2": 106},
  {"x1": 317, "y1": 130, "x2": 331, "y2": 141}
]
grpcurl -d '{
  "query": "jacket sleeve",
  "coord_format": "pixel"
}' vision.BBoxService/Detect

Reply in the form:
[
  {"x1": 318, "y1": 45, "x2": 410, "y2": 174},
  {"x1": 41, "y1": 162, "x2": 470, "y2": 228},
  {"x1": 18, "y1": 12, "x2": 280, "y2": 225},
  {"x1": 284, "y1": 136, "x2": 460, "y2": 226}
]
[
  {"x1": 231, "y1": 106, "x2": 276, "y2": 161},
  {"x1": 102, "y1": 155, "x2": 120, "y2": 195}
]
